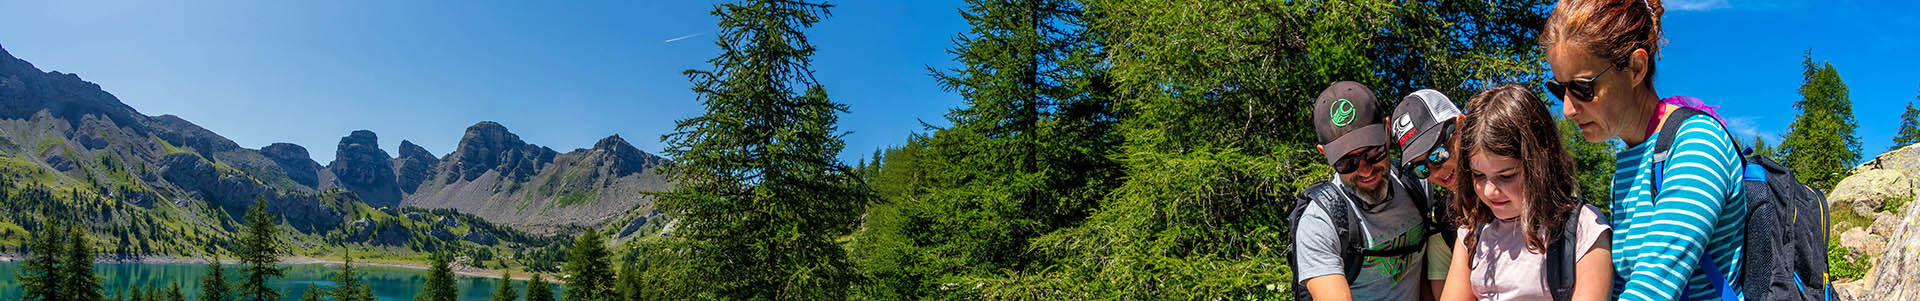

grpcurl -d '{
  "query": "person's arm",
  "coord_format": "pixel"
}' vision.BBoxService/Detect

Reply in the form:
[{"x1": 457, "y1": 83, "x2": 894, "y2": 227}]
[
  {"x1": 1294, "y1": 198, "x2": 1354, "y2": 301},
  {"x1": 1439, "y1": 229, "x2": 1475, "y2": 301},
  {"x1": 1618, "y1": 117, "x2": 1740, "y2": 301},
  {"x1": 1305, "y1": 275, "x2": 1354, "y2": 301},
  {"x1": 1574, "y1": 231, "x2": 1614, "y2": 301}
]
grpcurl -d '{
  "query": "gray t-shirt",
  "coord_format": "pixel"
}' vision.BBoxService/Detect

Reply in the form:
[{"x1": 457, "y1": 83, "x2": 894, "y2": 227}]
[{"x1": 1294, "y1": 172, "x2": 1427, "y2": 301}]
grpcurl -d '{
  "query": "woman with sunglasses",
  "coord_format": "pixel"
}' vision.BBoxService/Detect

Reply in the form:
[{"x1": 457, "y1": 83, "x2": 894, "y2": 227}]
[{"x1": 1541, "y1": 1, "x2": 1747, "y2": 300}]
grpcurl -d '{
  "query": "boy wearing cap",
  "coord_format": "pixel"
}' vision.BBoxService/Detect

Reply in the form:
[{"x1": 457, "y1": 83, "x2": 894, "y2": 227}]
[
  {"x1": 1291, "y1": 81, "x2": 1432, "y2": 301},
  {"x1": 1391, "y1": 89, "x2": 1464, "y2": 301}
]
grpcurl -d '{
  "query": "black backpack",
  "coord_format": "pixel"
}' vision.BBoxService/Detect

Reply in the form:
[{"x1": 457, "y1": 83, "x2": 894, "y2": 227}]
[
  {"x1": 1286, "y1": 162, "x2": 1435, "y2": 300},
  {"x1": 1646, "y1": 106, "x2": 1835, "y2": 301},
  {"x1": 1540, "y1": 201, "x2": 1597, "y2": 301}
]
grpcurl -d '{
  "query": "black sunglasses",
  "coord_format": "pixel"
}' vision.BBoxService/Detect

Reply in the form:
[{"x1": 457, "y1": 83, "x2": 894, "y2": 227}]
[
  {"x1": 1544, "y1": 66, "x2": 1614, "y2": 103},
  {"x1": 1333, "y1": 146, "x2": 1389, "y2": 174}
]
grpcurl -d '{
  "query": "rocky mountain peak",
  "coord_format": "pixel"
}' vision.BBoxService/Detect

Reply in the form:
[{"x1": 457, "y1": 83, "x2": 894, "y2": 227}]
[
  {"x1": 330, "y1": 130, "x2": 400, "y2": 205},
  {"x1": 449, "y1": 121, "x2": 554, "y2": 182},
  {"x1": 393, "y1": 139, "x2": 439, "y2": 194},
  {"x1": 590, "y1": 134, "x2": 660, "y2": 177}
]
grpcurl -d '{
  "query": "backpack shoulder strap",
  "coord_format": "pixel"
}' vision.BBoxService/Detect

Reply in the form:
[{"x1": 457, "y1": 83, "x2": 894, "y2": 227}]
[{"x1": 1545, "y1": 204, "x2": 1585, "y2": 301}]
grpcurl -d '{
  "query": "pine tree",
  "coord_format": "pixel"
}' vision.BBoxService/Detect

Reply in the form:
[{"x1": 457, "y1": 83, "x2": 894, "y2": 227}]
[
  {"x1": 1894, "y1": 99, "x2": 1920, "y2": 150},
  {"x1": 299, "y1": 284, "x2": 323, "y2": 301},
  {"x1": 526, "y1": 274, "x2": 555, "y2": 301},
  {"x1": 166, "y1": 282, "x2": 186, "y2": 301},
  {"x1": 1753, "y1": 136, "x2": 1781, "y2": 162},
  {"x1": 561, "y1": 231, "x2": 613, "y2": 300},
  {"x1": 615, "y1": 256, "x2": 643, "y2": 300},
  {"x1": 875, "y1": 0, "x2": 1123, "y2": 297},
  {"x1": 417, "y1": 252, "x2": 458, "y2": 301},
  {"x1": 15, "y1": 226, "x2": 62, "y2": 300},
  {"x1": 329, "y1": 252, "x2": 375, "y2": 301},
  {"x1": 648, "y1": 0, "x2": 873, "y2": 299},
  {"x1": 1781, "y1": 50, "x2": 1862, "y2": 191},
  {"x1": 199, "y1": 256, "x2": 231, "y2": 301},
  {"x1": 492, "y1": 271, "x2": 520, "y2": 301},
  {"x1": 60, "y1": 227, "x2": 104, "y2": 300},
  {"x1": 236, "y1": 197, "x2": 285, "y2": 301}
]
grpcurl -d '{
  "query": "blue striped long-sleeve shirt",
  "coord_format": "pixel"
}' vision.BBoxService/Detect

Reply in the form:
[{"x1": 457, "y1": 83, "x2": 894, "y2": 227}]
[{"x1": 1610, "y1": 114, "x2": 1748, "y2": 301}]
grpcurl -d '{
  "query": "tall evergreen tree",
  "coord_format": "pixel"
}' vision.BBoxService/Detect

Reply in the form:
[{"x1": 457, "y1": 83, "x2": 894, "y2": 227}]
[
  {"x1": 417, "y1": 252, "x2": 457, "y2": 301},
  {"x1": 236, "y1": 197, "x2": 285, "y2": 301},
  {"x1": 526, "y1": 274, "x2": 555, "y2": 301},
  {"x1": 59, "y1": 227, "x2": 104, "y2": 300},
  {"x1": 1753, "y1": 136, "x2": 1781, "y2": 162},
  {"x1": 199, "y1": 256, "x2": 231, "y2": 301},
  {"x1": 1781, "y1": 50, "x2": 1862, "y2": 191},
  {"x1": 870, "y1": 0, "x2": 1123, "y2": 297},
  {"x1": 300, "y1": 284, "x2": 323, "y2": 301},
  {"x1": 492, "y1": 271, "x2": 520, "y2": 301},
  {"x1": 615, "y1": 255, "x2": 643, "y2": 300},
  {"x1": 15, "y1": 226, "x2": 62, "y2": 300},
  {"x1": 329, "y1": 252, "x2": 375, "y2": 301},
  {"x1": 648, "y1": 0, "x2": 874, "y2": 299},
  {"x1": 1894, "y1": 99, "x2": 1920, "y2": 150},
  {"x1": 166, "y1": 282, "x2": 186, "y2": 301},
  {"x1": 562, "y1": 231, "x2": 614, "y2": 300}
]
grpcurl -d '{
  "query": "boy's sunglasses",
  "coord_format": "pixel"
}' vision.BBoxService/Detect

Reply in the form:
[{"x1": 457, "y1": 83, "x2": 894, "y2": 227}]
[
  {"x1": 1408, "y1": 146, "x2": 1450, "y2": 179},
  {"x1": 1333, "y1": 146, "x2": 1389, "y2": 174},
  {"x1": 1544, "y1": 66, "x2": 1614, "y2": 103}
]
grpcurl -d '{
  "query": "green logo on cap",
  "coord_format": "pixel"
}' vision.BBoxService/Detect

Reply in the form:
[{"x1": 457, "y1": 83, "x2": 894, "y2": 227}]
[{"x1": 1331, "y1": 98, "x2": 1355, "y2": 127}]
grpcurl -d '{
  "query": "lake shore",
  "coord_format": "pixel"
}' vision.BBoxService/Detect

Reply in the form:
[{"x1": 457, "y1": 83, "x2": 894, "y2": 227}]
[{"x1": 1, "y1": 255, "x2": 561, "y2": 283}]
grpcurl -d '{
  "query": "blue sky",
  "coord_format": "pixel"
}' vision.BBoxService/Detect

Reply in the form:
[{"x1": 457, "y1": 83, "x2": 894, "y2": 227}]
[{"x1": 0, "y1": 0, "x2": 1913, "y2": 165}]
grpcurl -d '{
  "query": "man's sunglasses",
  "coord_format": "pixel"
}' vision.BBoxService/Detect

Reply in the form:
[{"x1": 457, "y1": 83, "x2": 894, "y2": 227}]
[
  {"x1": 1333, "y1": 146, "x2": 1389, "y2": 174},
  {"x1": 1544, "y1": 66, "x2": 1614, "y2": 103}
]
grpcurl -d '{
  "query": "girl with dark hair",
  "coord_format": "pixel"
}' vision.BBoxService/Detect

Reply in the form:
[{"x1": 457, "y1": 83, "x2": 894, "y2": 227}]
[{"x1": 1440, "y1": 84, "x2": 1613, "y2": 301}]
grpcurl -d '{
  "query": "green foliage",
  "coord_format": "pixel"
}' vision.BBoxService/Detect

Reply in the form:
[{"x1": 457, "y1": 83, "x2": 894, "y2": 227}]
[
  {"x1": 1780, "y1": 50, "x2": 1862, "y2": 192},
  {"x1": 199, "y1": 258, "x2": 230, "y2": 301},
  {"x1": 300, "y1": 284, "x2": 323, "y2": 301},
  {"x1": 15, "y1": 224, "x2": 65, "y2": 300},
  {"x1": 644, "y1": 0, "x2": 874, "y2": 299},
  {"x1": 1828, "y1": 242, "x2": 1871, "y2": 281},
  {"x1": 59, "y1": 227, "x2": 104, "y2": 300},
  {"x1": 492, "y1": 271, "x2": 520, "y2": 301},
  {"x1": 416, "y1": 253, "x2": 457, "y2": 301},
  {"x1": 527, "y1": 274, "x2": 555, "y2": 301},
  {"x1": 1560, "y1": 118, "x2": 1618, "y2": 211},
  {"x1": 1895, "y1": 99, "x2": 1920, "y2": 150},
  {"x1": 329, "y1": 253, "x2": 375, "y2": 301},
  {"x1": 237, "y1": 197, "x2": 285, "y2": 301},
  {"x1": 166, "y1": 282, "x2": 185, "y2": 301},
  {"x1": 1752, "y1": 136, "x2": 1781, "y2": 163},
  {"x1": 562, "y1": 231, "x2": 615, "y2": 300}
]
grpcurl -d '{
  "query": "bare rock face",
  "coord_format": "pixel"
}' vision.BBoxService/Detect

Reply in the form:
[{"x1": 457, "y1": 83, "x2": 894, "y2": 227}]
[
  {"x1": 1840, "y1": 143, "x2": 1920, "y2": 299},
  {"x1": 446, "y1": 121, "x2": 555, "y2": 183},
  {"x1": 262, "y1": 142, "x2": 322, "y2": 188},
  {"x1": 330, "y1": 130, "x2": 402, "y2": 206},
  {"x1": 1865, "y1": 198, "x2": 1920, "y2": 300},
  {"x1": 392, "y1": 140, "x2": 438, "y2": 194}
]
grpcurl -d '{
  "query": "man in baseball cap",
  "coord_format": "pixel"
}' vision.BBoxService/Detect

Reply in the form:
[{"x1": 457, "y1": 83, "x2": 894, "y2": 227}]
[
  {"x1": 1392, "y1": 88, "x2": 1465, "y2": 301},
  {"x1": 1291, "y1": 81, "x2": 1430, "y2": 301}
]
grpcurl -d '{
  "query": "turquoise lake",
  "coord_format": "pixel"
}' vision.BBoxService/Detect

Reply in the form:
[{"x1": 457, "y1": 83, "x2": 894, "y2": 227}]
[{"x1": 0, "y1": 261, "x2": 561, "y2": 300}]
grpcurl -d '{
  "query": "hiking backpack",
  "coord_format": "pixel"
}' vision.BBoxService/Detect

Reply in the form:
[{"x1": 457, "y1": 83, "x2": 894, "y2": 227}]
[
  {"x1": 1285, "y1": 161, "x2": 1436, "y2": 300},
  {"x1": 1646, "y1": 97, "x2": 1835, "y2": 301}
]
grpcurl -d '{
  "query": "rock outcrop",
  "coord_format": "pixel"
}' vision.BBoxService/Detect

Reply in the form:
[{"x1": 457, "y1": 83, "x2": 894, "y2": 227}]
[
  {"x1": 392, "y1": 140, "x2": 438, "y2": 193},
  {"x1": 329, "y1": 130, "x2": 402, "y2": 206},
  {"x1": 1832, "y1": 143, "x2": 1920, "y2": 299},
  {"x1": 262, "y1": 142, "x2": 323, "y2": 188}
]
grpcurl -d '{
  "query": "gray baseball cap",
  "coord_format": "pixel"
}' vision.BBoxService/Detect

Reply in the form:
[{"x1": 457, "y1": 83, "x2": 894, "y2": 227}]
[
  {"x1": 1391, "y1": 89, "x2": 1462, "y2": 159},
  {"x1": 1313, "y1": 81, "x2": 1387, "y2": 165}
]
